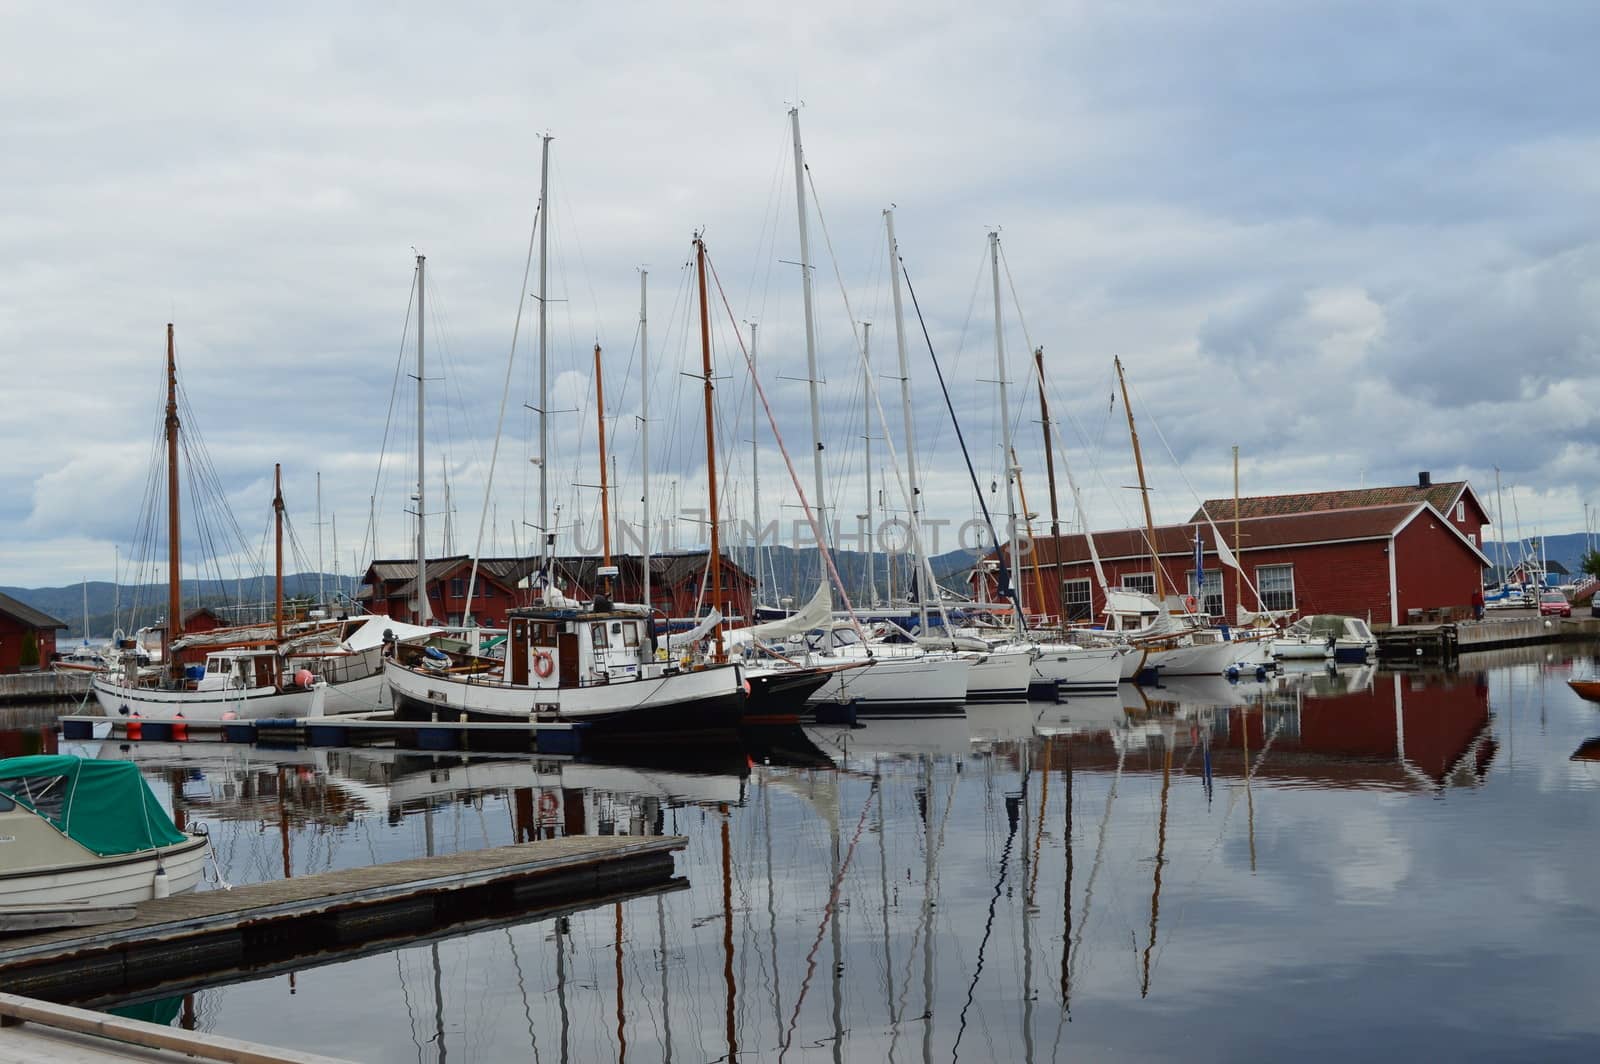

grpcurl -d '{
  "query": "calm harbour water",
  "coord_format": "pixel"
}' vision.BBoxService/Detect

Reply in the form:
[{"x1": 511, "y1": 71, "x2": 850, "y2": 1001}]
[{"x1": 7, "y1": 642, "x2": 1600, "y2": 1062}]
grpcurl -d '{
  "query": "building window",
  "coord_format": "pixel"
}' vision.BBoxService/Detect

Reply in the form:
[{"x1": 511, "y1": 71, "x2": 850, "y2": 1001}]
[
  {"x1": 1061, "y1": 578, "x2": 1093, "y2": 622},
  {"x1": 1456, "y1": 501, "x2": 1465, "y2": 522},
  {"x1": 1256, "y1": 565, "x2": 1295, "y2": 612},
  {"x1": 450, "y1": 577, "x2": 466, "y2": 598},
  {"x1": 1121, "y1": 573, "x2": 1155, "y2": 596},
  {"x1": 1468, "y1": 533, "x2": 1476, "y2": 546},
  {"x1": 1187, "y1": 570, "x2": 1223, "y2": 617}
]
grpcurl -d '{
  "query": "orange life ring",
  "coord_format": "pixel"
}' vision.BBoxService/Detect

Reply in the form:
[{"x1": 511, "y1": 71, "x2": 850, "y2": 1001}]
[
  {"x1": 538, "y1": 791, "x2": 558, "y2": 816},
  {"x1": 533, "y1": 651, "x2": 555, "y2": 679},
  {"x1": 1184, "y1": 595, "x2": 1198, "y2": 612}
]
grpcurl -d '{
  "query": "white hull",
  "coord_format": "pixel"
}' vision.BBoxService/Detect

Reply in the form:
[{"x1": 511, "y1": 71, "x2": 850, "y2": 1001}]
[
  {"x1": 320, "y1": 671, "x2": 388, "y2": 715},
  {"x1": 1271, "y1": 637, "x2": 1334, "y2": 660},
  {"x1": 1143, "y1": 637, "x2": 1264, "y2": 677},
  {"x1": 93, "y1": 676, "x2": 327, "y2": 721},
  {"x1": 963, "y1": 650, "x2": 1033, "y2": 702},
  {"x1": 0, "y1": 835, "x2": 208, "y2": 907},
  {"x1": 384, "y1": 658, "x2": 745, "y2": 731},
  {"x1": 1028, "y1": 644, "x2": 1127, "y2": 690},
  {"x1": 808, "y1": 655, "x2": 969, "y2": 714}
]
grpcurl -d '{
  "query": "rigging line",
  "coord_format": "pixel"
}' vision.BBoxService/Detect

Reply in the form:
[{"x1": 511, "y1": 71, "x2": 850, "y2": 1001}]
[
  {"x1": 464, "y1": 202, "x2": 542, "y2": 618},
  {"x1": 900, "y1": 259, "x2": 1021, "y2": 610},
  {"x1": 365, "y1": 265, "x2": 419, "y2": 564},
  {"x1": 803, "y1": 170, "x2": 955, "y2": 635},
  {"x1": 705, "y1": 248, "x2": 868, "y2": 638},
  {"x1": 777, "y1": 782, "x2": 877, "y2": 1062},
  {"x1": 1125, "y1": 374, "x2": 1269, "y2": 613},
  {"x1": 951, "y1": 789, "x2": 1021, "y2": 1063}
]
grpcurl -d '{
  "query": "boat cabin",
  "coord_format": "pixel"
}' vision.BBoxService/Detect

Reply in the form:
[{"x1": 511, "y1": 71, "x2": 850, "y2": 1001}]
[
  {"x1": 193, "y1": 649, "x2": 287, "y2": 692},
  {"x1": 505, "y1": 604, "x2": 654, "y2": 688}
]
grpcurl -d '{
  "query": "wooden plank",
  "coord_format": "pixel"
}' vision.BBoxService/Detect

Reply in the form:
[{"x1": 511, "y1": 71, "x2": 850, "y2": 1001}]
[
  {"x1": 0, "y1": 991, "x2": 355, "y2": 1063},
  {"x1": 0, "y1": 835, "x2": 683, "y2": 968},
  {"x1": 0, "y1": 907, "x2": 136, "y2": 934}
]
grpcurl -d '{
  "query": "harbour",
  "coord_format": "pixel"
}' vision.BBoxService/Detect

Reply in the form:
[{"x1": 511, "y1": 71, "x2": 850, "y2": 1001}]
[{"x1": 3, "y1": 642, "x2": 1599, "y2": 1060}]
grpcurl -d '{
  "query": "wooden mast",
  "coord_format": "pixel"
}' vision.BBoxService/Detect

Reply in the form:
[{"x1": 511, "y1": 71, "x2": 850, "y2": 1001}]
[
  {"x1": 1115, "y1": 356, "x2": 1165, "y2": 602},
  {"x1": 1013, "y1": 448, "x2": 1049, "y2": 624},
  {"x1": 694, "y1": 236, "x2": 725, "y2": 661},
  {"x1": 1035, "y1": 347, "x2": 1063, "y2": 628},
  {"x1": 274, "y1": 463, "x2": 285, "y2": 643},
  {"x1": 164, "y1": 323, "x2": 182, "y2": 676},
  {"x1": 593, "y1": 342, "x2": 613, "y2": 597}
]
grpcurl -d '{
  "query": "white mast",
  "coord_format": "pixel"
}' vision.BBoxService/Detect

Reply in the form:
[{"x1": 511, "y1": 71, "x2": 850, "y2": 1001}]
[
  {"x1": 789, "y1": 107, "x2": 830, "y2": 551},
  {"x1": 537, "y1": 134, "x2": 553, "y2": 595},
  {"x1": 640, "y1": 269, "x2": 652, "y2": 620},
  {"x1": 415, "y1": 253, "x2": 431, "y2": 623},
  {"x1": 885, "y1": 207, "x2": 926, "y2": 630},
  {"x1": 1494, "y1": 467, "x2": 1507, "y2": 581},
  {"x1": 749, "y1": 321, "x2": 762, "y2": 609},
  {"x1": 990, "y1": 231, "x2": 1022, "y2": 635},
  {"x1": 315, "y1": 471, "x2": 324, "y2": 607},
  {"x1": 861, "y1": 321, "x2": 877, "y2": 606}
]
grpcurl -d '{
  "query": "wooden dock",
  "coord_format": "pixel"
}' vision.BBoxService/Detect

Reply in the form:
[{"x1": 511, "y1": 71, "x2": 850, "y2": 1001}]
[
  {"x1": 0, "y1": 991, "x2": 355, "y2": 1063},
  {"x1": 1377, "y1": 616, "x2": 1599, "y2": 661},
  {"x1": 59, "y1": 711, "x2": 586, "y2": 755},
  {"x1": 0, "y1": 835, "x2": 684, "y2": 1002}
]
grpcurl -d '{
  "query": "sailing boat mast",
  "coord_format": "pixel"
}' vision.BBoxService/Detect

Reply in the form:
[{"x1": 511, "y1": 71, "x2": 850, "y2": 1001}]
[
  {"x1": 640, "y1": 270, "x2": 652, "y2": 621},
  {"x1": 885, "y1": 208, "x2": 927, "y2": 630},
  {"x1": 694, "y1": 236, "x2": 725, "y2": 661},
  {"x1": 861, "y1": 321, "x2": 877, "y2": 607},
  {"x1": 990, "y1": 232, "x2": 1023, "y2": 636},
  {"x1": 414, "y1": 254, "x2": 431, "y2": 623},
  {"x1": 749, "y1": 321, "x2": 762, "y2": 609},
  {"x1": 594, "y1": 342, "x2": 613, "y2": 595},
  {"x1": 1115, "y1": 357, "x2": 1166, "y2": 602},
  {"x1": 537, "y1": 134, "x2": 553, "y2": 591},
  {"x1": 789, "y1": 107, "x2": 830, "y2": 550},
  {"x1": 164, "y1": 323, "x2": 182, "y2": 672},
  {"x1": 1035, "y1": 347, "x2": 1062, "y2": 613},
  {"x1": 274, "y1": 463, "x2": 285, "y2": 643}
]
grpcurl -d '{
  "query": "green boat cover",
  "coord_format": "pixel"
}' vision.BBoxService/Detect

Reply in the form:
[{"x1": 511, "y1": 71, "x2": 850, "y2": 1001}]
[{"x1": 0, "y1": 755, "x2": 187, "y2": 857}]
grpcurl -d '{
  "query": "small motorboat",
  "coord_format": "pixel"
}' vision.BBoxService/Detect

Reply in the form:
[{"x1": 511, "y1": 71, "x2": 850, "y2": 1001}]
[
  {"x1": 0, "y1": 755, "x2": 210, "y2": 906},
  {"x1": 1567, "y1": 679, "x2": 1600, "y2": 703}
]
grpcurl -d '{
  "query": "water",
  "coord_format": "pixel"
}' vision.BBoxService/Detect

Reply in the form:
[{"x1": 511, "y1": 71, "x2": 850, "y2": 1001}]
[{"x1": 8, "y1": 643, "x2": 1600, "y2": 1062}]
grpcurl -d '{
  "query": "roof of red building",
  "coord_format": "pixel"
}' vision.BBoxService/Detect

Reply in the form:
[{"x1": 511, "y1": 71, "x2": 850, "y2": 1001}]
[
  {"x1": 0, "y1": 590, "x2": 68, "y2": 630},
  {"x1": 1021, "y1": 502, "x2": 1489, "y2": 568},
  {"x1": 1189, "y1": 481, "x2": 1477, "y2": 524}
]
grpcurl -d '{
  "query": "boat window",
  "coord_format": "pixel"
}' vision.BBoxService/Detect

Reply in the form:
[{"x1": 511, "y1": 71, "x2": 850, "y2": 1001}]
[
  {"x1": 591, "y1": 623, "x2": 610, "y2": 649},
  {"x1": 0, "y1": 794, "x2": 12, "y2": 811},
  {"x1": 622, "y1": 624, "x2": 640, "y2": 648},
  {"x1": 0, "y1": 775, "x2": 68, "y2": 824}
]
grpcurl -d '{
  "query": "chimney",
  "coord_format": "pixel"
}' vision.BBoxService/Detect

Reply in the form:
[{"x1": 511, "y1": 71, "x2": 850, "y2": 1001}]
[{"x1": 1417, "y1": 471, "x2": 1431, "y2": 488}]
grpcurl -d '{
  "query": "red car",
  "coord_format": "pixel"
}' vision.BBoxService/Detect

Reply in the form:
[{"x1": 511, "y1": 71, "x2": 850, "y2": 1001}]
[{"x1": 1538, "y1": 591, "x2": 1572, "y2": 617}]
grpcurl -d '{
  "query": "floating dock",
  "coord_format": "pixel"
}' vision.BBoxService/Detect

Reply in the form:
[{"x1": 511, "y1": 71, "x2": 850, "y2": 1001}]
[
  {"x1": 60, "y1": 710, "x2": 586, "y2": 754},
  {"x1": 1377, "y1": 616, "x2": 1599, "y2": 661},
  {"x1": 0, "y1": 834, "x2": 684, "y2": 1002}
]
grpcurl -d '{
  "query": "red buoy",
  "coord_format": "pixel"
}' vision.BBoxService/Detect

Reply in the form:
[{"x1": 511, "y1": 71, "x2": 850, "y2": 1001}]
[
  {"x1": 126, "y1": 713, "x2": 142, "y2": 741},
  {"x1": 172, "y1": 712, "x2": 188, "y2": 742}
]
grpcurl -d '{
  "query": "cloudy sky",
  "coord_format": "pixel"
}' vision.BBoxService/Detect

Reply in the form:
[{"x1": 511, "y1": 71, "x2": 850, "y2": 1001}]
[{"x1": 4, "y1": 1, "x2": 1598, "y2": 588}]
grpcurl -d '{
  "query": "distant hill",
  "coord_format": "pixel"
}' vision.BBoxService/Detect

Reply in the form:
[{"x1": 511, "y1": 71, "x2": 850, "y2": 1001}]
[
  {"x1": 1482, "y1": 533, "x2": 1595, "y2": 579},
  {"x1": 1, "y1": 574, "x2": 355, "y2": 640},
  {"x1": 728, "y1": 545, "x2": 983, "y2": 605}
]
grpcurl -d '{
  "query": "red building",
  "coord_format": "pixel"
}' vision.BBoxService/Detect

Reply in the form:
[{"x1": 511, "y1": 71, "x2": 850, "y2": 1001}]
[
  {"x1": 994, "y1": 476, "x2": 1490, "y2": 627},
  {"x1": 358, "y1": 552, "x2": 754, "y2": 626},
  {"x1": 0, "y1": 591, "x2": 66, "y2": 674}
]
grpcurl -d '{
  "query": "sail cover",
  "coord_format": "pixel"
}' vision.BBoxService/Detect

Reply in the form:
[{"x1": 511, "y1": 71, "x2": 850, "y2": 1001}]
[
  {"x1": 737, "y1": 583, "x2": 834, "y2": 643},
  {"x1": 0, "y1": 755, "x2": 187, "y2": 856},
  {"x1": 666, "y1": 609, "x2": 724, "y2": 650}
]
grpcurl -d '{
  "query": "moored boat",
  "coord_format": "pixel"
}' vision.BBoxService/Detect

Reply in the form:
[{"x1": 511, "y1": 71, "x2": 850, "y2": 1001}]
[
  {"x1": 0, "y1": 755, "x2": 209, "y2": 906},
  {"x1": 1567, "y1": 678, "x2": 1600, "y2": 703}
]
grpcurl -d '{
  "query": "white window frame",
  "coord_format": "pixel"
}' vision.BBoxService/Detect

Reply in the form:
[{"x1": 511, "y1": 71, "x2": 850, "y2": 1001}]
[
  {"x1": 1456, "y1": 501, "x2": 1465, "y2": 522},
  {"x1": 1061, "y1": 578, "x2": 1094, "y2": 623},
  {"x1": 1256, "y1": 564, "x2": 1296, "y2": 613},
  {"x1": 1186, "y1": 569, "x2": 1223, "y2": 617},
  {"x1": 1121, "y1": 572, "x2": 1156, "y2": 596}
]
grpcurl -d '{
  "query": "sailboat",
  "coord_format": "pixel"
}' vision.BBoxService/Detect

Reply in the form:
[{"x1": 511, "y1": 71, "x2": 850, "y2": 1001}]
[
  {"x1": 386, "y1": 163, "x2": 747, "y2": 736},
  {"x1": 92, "y1": 329, "x2": 328, "y2": 722}
]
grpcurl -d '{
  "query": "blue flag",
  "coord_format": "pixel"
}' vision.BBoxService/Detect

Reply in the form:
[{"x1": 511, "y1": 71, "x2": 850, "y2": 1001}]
[{"x1": 1193, "y1": 527, "x2": 1205, "y2": 605}]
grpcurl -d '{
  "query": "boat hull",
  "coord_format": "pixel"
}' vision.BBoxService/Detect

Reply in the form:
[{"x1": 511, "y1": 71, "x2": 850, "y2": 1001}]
[
  {"x1": 0, "y1": 834, "x2": 208, "y2": 907},
  {"x1": 92, "y1": 676, "x2": 327, "y2": 721},
  {"x1": 807, "y1": 656, "x2": 969, "y2": 716},
  {"x1": 1027, "y1": 644, "x2": 1126, "y2": 693},
  {"x1": 743, "y1": 666, "x2": 837, "y2": 721},
  {"x1": 385, "y1": 658, "x2": 747, "y2": 738},
  {"x1": 964, "y1": 651, "x2": 1033, "y2": 703}
]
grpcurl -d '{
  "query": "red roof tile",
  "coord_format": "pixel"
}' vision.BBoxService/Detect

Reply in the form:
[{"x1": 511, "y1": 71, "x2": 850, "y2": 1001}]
[{"x1": 1189, "y1": 481, "x2": 1469, "y2": 523}]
